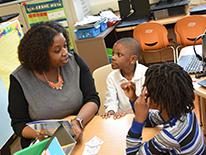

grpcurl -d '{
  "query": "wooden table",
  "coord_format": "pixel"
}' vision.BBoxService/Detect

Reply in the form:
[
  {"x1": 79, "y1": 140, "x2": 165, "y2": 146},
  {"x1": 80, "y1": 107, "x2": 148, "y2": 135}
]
[
  {"x1": 194, "y1": 83, "x2": 206, "y2": 136},
  {"x1": 67, "y1": 114, "x2": 160, "y2": 155}
]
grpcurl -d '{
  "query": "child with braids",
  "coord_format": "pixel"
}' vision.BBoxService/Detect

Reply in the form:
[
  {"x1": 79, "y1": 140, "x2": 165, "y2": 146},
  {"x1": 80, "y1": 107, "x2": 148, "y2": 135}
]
[{"x1": 121, "y1": 62, "x2": 206, "y2": 155}]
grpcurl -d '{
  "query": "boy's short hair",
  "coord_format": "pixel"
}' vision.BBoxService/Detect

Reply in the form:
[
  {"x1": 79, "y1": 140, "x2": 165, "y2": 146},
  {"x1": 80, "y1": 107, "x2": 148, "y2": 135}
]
[{"x1": 114, "y1": 37, "x2": 140, "y2": 56}]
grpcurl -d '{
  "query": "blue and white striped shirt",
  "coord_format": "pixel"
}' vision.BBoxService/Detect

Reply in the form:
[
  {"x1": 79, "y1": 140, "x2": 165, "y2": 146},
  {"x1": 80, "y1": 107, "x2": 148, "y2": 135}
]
[{"x1": 126, "y1": 109, "x2": 205, "y2": 155}]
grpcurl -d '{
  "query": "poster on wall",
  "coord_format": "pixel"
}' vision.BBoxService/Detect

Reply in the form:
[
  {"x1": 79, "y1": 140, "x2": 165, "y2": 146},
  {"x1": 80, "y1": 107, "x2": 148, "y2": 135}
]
[
  {"x1": 0, "y1": 17, "x2": 23, "y2": 88},
  {"x1": 21, "y1": 0, "x2": 74, "y2": 49}
]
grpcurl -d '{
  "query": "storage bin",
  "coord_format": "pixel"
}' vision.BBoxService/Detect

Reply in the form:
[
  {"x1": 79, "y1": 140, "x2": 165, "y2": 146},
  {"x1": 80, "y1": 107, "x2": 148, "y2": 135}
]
[
  {"x1": 75, "y1": 26, "x2": 101, "y2": 39},
  {"x1": 106, "y1": 48, "x2": 112, "y2": 63},
  {"x1": 100, "y1": 20, "x2": 108, "y2": 32}
]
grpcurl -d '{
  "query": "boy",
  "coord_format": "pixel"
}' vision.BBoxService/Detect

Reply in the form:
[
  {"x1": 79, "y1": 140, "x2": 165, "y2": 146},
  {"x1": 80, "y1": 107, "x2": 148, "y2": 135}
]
[
  {"x1": 122, "y1": 62, "x2": 206, "y2": 154},
  {"x1": 101, "y1": 38, "x2": 147, "y2": 119}
]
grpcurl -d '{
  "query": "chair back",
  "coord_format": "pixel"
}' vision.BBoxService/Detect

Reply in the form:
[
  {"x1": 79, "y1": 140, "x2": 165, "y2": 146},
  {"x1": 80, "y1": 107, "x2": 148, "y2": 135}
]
[
  {"x1": 92, "y1": 64, "x2": 113, "y2": 114},
  {"x1": 133, "y1": 22, "x2": 169, "y2": 51},
  {"x1": 174, "y1": 15, "x2": 206, "y2": 46}
]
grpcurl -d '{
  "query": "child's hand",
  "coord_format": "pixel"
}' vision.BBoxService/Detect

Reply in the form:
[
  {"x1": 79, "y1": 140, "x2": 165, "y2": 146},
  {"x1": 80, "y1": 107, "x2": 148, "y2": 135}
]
[
  {"x1": 113, "y1": 111, "x2": 127, "y2": 119},
  {"x1": 134, "y1": 87, "x2": 150, "y2": 123},
  {"x1": 100, "y1": 110, "x2": 115, "y2": 119},
  {"x1": 121, "y1": 81, "x2": 137, "y2": 102}
]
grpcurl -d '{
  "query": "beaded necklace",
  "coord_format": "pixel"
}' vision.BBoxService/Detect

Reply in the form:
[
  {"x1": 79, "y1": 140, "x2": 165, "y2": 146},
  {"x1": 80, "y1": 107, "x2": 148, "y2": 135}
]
[{"x1": 43, "y1": 68, "x2": 64, "y2": 90}]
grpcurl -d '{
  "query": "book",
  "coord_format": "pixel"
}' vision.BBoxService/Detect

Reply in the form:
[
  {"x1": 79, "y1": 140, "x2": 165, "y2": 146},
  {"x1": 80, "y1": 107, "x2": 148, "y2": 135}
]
[
  {"x1": 50, "y1": 124, "x2": 76, "y2": 154},
  {"x1": 14, "y1": 136, "x2": 67, "y2": 155},
  {"x1": 27, "y1": 120, "x2": 69, "y2": 136},
  {"x1": 14, "y1": 138, "x2": 50, "y2": 155},
  {"x1": 42, "y1": 137, "x2": 65, "y2": 155},
  {"x1": 26, "y1": 120, "x2": 76, "y2": 155}
]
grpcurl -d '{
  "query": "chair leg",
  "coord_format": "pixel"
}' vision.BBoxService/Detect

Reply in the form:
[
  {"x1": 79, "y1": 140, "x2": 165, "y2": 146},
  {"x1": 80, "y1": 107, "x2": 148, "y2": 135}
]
[
  {"x1": 169, "y1": 46, "x2": 176, "y2": 63},
  {"x1": 176, "y1": 46, "x2": 181, "y2": 62}
]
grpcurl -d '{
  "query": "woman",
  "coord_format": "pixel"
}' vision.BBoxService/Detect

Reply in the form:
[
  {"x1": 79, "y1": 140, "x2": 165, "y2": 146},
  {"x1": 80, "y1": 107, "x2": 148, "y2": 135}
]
[{"x1": 8, "y1": 22, "x2": 100, "y2": 148}]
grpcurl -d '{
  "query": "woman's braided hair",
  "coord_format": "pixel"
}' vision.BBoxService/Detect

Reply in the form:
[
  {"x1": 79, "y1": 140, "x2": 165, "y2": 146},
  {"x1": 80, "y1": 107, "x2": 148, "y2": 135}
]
[{"x1": 144, "y1": 62, "x2": 194, "y2": 120}]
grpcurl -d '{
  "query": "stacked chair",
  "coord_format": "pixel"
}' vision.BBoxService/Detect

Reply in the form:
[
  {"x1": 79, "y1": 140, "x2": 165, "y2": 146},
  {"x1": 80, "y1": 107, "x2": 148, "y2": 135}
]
[
  {"x1": 174, "y1": 15, "x2": 206, "y2": 58},
  {"x1": 133, "y1": 22, "x2": 176, "y2": 64}
]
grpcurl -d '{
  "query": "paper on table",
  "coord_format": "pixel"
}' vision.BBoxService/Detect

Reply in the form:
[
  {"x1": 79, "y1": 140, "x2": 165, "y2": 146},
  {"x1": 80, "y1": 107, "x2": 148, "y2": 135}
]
[
  {"x1": 82, "y1": 136, "x2": 103, "y2": 155},
  {"x1": 100, "y1": 10, "x2": 121, "y2": 21}
]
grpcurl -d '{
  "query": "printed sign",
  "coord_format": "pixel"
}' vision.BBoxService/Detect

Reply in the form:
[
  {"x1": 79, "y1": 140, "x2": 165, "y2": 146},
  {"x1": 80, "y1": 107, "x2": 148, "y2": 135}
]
[
  {"x1": 21, "y1": 0, "x2": 74, "y2": 49},
  {"x1": 0, "y1": 17, "x2": 23, "y2": 88}
]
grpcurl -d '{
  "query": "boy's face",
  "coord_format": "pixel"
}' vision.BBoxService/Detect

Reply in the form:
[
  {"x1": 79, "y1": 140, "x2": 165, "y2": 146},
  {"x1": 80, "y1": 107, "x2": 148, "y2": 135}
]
[{"x1": 111, "y1": 43, "x2": 136, "y2": 70}]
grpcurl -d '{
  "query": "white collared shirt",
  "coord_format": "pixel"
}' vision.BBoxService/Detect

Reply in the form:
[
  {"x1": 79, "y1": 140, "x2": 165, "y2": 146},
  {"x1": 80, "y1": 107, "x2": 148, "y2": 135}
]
[{"x1": 104, "y1": 62, "x2": 147, "y2": 113}]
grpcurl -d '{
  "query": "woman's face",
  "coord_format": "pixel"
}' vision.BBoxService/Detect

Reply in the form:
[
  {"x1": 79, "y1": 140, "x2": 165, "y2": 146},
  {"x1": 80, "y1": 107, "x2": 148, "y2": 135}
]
[{"x1": 48, "y1": 33, "x2": 69, "y2": 68}]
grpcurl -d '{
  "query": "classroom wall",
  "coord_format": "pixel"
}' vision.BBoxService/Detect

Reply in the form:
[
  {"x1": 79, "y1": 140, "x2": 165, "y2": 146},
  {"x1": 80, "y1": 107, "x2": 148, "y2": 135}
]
[
  {"x1": 89, "y1": 0, "x2": 118, "y2": 14},
  {"x1": 89, "y1": 0, "x2": 206, "y2": 14},
  {"x1": 88, "y1": 0, "x2": 166, "y2": 14}
]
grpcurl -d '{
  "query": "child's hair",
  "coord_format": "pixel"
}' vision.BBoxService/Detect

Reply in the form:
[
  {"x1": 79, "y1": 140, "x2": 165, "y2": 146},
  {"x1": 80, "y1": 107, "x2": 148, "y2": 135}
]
[
  {"x1": 144, "y1": 62, "x2": 194, "y2": 120},
  {"x1": 114, "y1": 37, "x2": 140, "y2": 57}
]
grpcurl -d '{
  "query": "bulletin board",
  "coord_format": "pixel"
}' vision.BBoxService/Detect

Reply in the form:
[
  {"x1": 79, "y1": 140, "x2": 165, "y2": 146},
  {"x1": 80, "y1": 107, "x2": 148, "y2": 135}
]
[
  {"x1": 21, "y1": 0, "x2": 74, "y2": 49},
  {"x1": 0, "y1": 17, "x2": 23, "y2": 89}
]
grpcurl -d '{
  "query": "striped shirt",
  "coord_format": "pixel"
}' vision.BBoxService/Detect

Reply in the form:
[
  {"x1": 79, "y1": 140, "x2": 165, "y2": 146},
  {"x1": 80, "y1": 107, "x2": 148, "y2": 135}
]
[{"x1": 126, "y1": 109, "x2": 206, "y2": 155}]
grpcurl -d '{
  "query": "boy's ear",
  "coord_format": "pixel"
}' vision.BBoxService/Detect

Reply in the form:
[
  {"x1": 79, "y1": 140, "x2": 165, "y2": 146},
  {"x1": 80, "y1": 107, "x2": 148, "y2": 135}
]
[{"x1": 130, "y1": 55, "x2": 138, "y2": 63}]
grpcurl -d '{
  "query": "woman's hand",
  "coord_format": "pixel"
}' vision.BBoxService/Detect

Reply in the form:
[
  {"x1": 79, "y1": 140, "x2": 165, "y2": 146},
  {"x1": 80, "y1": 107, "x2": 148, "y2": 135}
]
[
  {"x1": 71, "y1": 119, "x2": 83, "y2": 141},
  {"x1": 134, "y1": 87, "x2": 150, "y2": 123},
  {"x1": 36, "y1": 130, "x2": 49, "y2": 141},
  {"x1": 121, "y1": 81, "x2": 137, "y2": 102},
  {"x1": 22, "y1": 126, "x2": 48, "y2": 141}
]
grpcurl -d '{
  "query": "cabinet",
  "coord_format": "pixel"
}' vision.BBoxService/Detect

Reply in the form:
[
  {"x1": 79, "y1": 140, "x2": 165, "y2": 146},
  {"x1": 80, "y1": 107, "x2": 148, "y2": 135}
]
[{"x1": 75, "y1": 26, "x2": 116, "y2": 72}]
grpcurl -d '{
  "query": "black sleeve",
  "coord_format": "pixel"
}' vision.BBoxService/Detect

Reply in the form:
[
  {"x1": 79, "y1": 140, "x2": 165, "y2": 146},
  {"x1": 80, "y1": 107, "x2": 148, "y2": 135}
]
[
  {"x1": 8, "y1": 75, "x2": 31, "y2": 137},
  {"x1": 73, "y1": 52, "x2": 100, "y2": 109}
]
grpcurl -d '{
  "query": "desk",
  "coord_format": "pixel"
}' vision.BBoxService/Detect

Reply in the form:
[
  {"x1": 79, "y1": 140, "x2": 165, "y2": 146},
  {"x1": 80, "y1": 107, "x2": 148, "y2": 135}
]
[
  {"x1": 194, "y1": 84, "x2": 206, "y2": 136},
  {"x1": 178, "y1": 44, "x2": 202, "y2": 58},
  {"x1": 178, "y1": 45, "x2": 206, "y2": 136},
  {"x1": 67, "y1": 115, "x2": 160, "y2": 155},
  {"x1": 115, "y1": 15, "x2": 186, "y2": 33}
]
